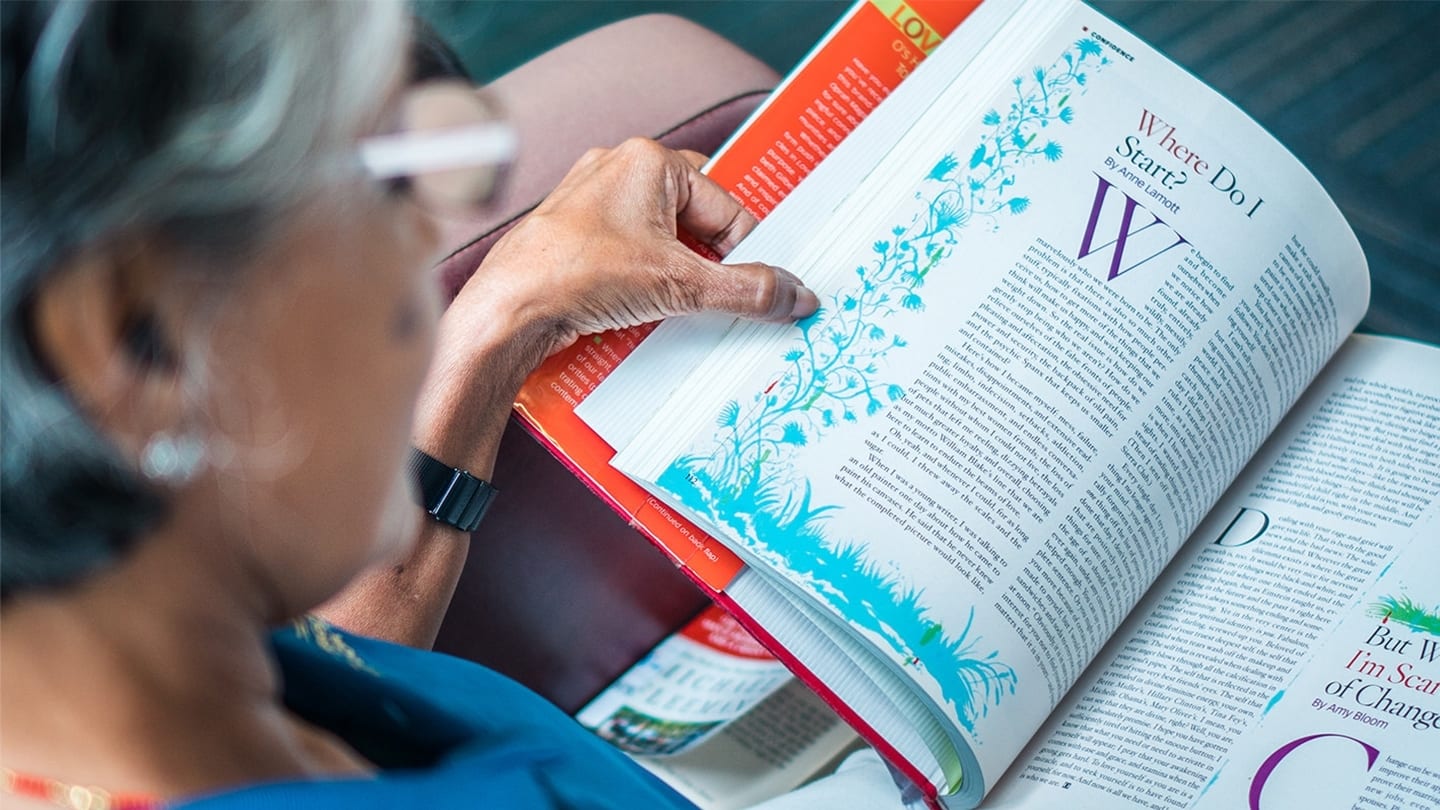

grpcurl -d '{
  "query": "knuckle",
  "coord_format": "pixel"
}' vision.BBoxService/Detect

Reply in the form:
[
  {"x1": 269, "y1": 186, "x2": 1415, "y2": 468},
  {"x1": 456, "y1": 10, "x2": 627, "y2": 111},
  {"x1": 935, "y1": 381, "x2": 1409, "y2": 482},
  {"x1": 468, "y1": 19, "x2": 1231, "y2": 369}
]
[
  {"x1": 714, "y1": 210, "x2": 748, "y2": 249},
  {"x1": 618, "y1": 137, "x2": 665, "y2": 162},
  {"x1": 750, "y1": 266, "x2": 783, "y2": 316},
  {"x1": 667, "y1": 263, "x2": 707, "y2": 312},
  {"x1": 647, "y1": 256, "x2": 698, "y2": 313},
  {"x1": 576, "y1": 146, "x2": 609, "y2": 167}
]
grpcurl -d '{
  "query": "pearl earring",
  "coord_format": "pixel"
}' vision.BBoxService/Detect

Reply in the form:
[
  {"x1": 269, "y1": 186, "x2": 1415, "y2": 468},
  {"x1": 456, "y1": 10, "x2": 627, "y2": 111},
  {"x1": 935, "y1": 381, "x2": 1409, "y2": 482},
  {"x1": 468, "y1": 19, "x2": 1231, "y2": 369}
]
[{"x1": 139, "y1": 433, "x2": 206, "y2": 485}]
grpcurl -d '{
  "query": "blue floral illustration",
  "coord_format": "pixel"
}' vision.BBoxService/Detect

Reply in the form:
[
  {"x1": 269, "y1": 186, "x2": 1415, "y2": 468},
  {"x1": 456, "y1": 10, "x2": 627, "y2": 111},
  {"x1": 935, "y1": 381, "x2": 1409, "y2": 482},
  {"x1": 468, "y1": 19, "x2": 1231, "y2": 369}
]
[{"x1": 660, "y1": 41, "x2": 1108, "y2": 733}]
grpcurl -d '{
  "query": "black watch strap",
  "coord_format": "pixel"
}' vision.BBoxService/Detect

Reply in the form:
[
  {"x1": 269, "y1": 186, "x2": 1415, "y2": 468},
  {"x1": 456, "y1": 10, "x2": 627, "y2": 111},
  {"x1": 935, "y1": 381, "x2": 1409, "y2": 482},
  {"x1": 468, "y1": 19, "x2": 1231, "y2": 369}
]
[{"x1": 408, "y1": 448, "x2": 498, "y2": 533}]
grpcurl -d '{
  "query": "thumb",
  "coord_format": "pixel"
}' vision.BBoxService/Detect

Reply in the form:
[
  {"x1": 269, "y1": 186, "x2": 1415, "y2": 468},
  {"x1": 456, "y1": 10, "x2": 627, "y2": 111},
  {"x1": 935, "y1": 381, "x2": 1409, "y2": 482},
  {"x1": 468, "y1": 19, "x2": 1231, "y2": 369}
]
[{"x1": 690, "y1": 258, "x2": 820, "y2": 323}]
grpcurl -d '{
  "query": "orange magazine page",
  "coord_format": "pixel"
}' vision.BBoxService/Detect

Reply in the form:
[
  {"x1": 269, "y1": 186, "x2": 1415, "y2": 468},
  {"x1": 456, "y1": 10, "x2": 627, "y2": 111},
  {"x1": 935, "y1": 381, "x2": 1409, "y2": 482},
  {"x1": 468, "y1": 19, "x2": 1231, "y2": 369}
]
[{"x1": 512, "y1": 0, "x2": 980, "y2": 594}]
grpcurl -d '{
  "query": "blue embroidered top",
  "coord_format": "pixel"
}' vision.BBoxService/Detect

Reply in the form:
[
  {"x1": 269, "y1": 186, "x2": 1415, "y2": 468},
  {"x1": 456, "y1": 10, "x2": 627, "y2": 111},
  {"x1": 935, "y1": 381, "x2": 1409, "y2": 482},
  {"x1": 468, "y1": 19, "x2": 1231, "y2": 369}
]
[{"x1": 177, "y1": 617, "x2": 696, "y2": 809}]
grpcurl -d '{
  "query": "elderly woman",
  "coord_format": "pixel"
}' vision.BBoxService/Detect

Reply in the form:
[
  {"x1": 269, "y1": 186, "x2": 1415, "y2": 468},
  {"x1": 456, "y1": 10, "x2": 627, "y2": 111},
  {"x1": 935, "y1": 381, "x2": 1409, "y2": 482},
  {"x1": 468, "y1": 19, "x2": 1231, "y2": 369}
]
[{"x1": 0, "y1": 1, "x2": 844, "y2": 807}]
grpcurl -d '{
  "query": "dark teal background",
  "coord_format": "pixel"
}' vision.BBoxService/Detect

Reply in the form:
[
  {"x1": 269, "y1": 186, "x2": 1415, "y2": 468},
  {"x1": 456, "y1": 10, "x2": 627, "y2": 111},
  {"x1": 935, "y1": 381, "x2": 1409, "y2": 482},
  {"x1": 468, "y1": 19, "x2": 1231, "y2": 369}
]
[{"x1": 416, "y1": 1, "x2": 1440, "y2": 346}]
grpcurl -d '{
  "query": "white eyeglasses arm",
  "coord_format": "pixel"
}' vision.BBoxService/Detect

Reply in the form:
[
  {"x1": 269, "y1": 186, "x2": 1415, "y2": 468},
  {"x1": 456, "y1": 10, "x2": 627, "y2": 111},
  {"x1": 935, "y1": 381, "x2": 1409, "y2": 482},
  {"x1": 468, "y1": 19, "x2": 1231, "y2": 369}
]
[{"x1": 359, "y1": 122, "x2": 517, "y2": 179}]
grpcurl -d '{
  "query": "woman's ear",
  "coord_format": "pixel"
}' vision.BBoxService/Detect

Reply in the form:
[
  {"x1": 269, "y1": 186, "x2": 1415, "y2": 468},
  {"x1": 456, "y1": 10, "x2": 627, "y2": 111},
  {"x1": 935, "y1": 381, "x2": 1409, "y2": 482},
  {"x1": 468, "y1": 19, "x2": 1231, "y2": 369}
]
[{"x1": 30, "y1": 240, "x2": 193, "y2": 456}]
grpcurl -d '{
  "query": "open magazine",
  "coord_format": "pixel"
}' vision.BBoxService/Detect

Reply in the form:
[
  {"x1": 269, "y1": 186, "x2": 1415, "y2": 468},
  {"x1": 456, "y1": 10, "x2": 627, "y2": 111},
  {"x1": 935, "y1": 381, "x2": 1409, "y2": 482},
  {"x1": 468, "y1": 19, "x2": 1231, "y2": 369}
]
[{"x1": 566, "y1": 0, "x2": 1440, "y2": 807}]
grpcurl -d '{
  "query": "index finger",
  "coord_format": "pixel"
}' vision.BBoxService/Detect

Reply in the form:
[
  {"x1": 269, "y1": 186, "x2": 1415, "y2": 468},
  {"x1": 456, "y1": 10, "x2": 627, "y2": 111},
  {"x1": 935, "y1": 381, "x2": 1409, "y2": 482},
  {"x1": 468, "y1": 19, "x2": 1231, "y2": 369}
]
[{"x1": 669, "y1": 151, "x2": 761, "y2": 257}]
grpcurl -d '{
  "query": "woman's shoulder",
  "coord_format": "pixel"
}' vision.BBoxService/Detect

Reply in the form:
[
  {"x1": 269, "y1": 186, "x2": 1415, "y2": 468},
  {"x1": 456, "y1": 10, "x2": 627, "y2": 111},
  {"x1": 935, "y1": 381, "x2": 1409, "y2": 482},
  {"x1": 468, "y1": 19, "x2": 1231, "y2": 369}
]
[{"x1": 174, "y1": 617, "x2": 696, "y2": 809}]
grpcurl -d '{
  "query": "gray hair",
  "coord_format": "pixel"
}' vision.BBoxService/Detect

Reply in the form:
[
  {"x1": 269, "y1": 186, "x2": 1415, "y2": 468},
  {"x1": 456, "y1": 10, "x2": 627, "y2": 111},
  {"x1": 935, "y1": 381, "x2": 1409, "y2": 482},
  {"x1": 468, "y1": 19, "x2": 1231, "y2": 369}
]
[{"x1": 1, "y1": 0, "x2": 409, "y2": 595}]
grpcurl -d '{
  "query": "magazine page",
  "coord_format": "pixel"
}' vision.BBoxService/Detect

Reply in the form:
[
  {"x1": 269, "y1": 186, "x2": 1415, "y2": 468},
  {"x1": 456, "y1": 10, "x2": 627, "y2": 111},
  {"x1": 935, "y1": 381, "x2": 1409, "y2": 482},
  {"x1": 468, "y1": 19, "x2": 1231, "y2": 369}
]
[
  {"x1": 576, "y1": 606, "x2": 792, "y2": 755},
  {"x1": 575, "y1": 606, "x2": 861, "y2": 809},
  {"x1": 632, "y1": 680, "x2": 861, "y2": 810},
  {"x1": 1191, "y1": 544, "x2": 1440, "y2": 810},
  {"x1": 588, "y1": 0, "x2": 1371, "y2": 797},
  {"x1": 984, "y1": 334, "x2": 1440, "y2": 809}
]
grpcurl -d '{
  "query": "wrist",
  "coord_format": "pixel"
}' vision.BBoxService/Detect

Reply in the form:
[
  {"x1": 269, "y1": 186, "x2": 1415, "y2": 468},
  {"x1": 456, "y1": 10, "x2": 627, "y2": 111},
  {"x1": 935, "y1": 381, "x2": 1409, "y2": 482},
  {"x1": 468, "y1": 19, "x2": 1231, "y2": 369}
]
[
  {"x1": 408, "y1": 447, "x2": 498, "y2": 533},
  {"x1": 469, "y1": 216, "x2": 599, "y2": 357},
  {"x1": 413, "y1": 289, "x2": 547, "y2": 476}
]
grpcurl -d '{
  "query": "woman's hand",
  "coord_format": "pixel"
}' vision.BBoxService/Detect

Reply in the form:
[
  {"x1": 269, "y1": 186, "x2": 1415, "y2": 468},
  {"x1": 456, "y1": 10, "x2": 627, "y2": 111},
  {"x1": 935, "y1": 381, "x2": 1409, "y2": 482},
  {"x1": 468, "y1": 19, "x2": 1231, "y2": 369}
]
[
  {"x1": 325, "y1": 140, "x2": 816, "y2": 649},
  {"x1": 453, "y1": 137, "x2": 819, "y2": 360}
]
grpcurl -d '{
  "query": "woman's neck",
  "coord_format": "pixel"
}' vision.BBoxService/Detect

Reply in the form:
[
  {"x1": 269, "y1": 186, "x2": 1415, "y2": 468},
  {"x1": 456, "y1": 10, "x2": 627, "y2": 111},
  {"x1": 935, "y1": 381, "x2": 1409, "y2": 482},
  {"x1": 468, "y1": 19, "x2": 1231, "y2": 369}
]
[{"x1": 0, "y1": 527, "x2": 371, "y2": 802}]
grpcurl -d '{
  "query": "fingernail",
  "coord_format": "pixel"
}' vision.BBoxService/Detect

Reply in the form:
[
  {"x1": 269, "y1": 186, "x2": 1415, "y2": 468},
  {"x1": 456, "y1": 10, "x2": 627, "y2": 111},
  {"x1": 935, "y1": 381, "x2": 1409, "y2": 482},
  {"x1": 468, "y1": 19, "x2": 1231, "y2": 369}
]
[{"x1": 791, "y1": 286, "x2": 819, "y2": 319}]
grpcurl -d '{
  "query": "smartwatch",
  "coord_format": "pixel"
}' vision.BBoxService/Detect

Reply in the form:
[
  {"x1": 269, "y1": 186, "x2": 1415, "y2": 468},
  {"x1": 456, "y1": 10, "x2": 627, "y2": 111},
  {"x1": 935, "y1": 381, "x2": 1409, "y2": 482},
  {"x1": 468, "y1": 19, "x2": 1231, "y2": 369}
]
[{"x1": 408, "y1": 447, "x2": 498, "y2": 533}]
